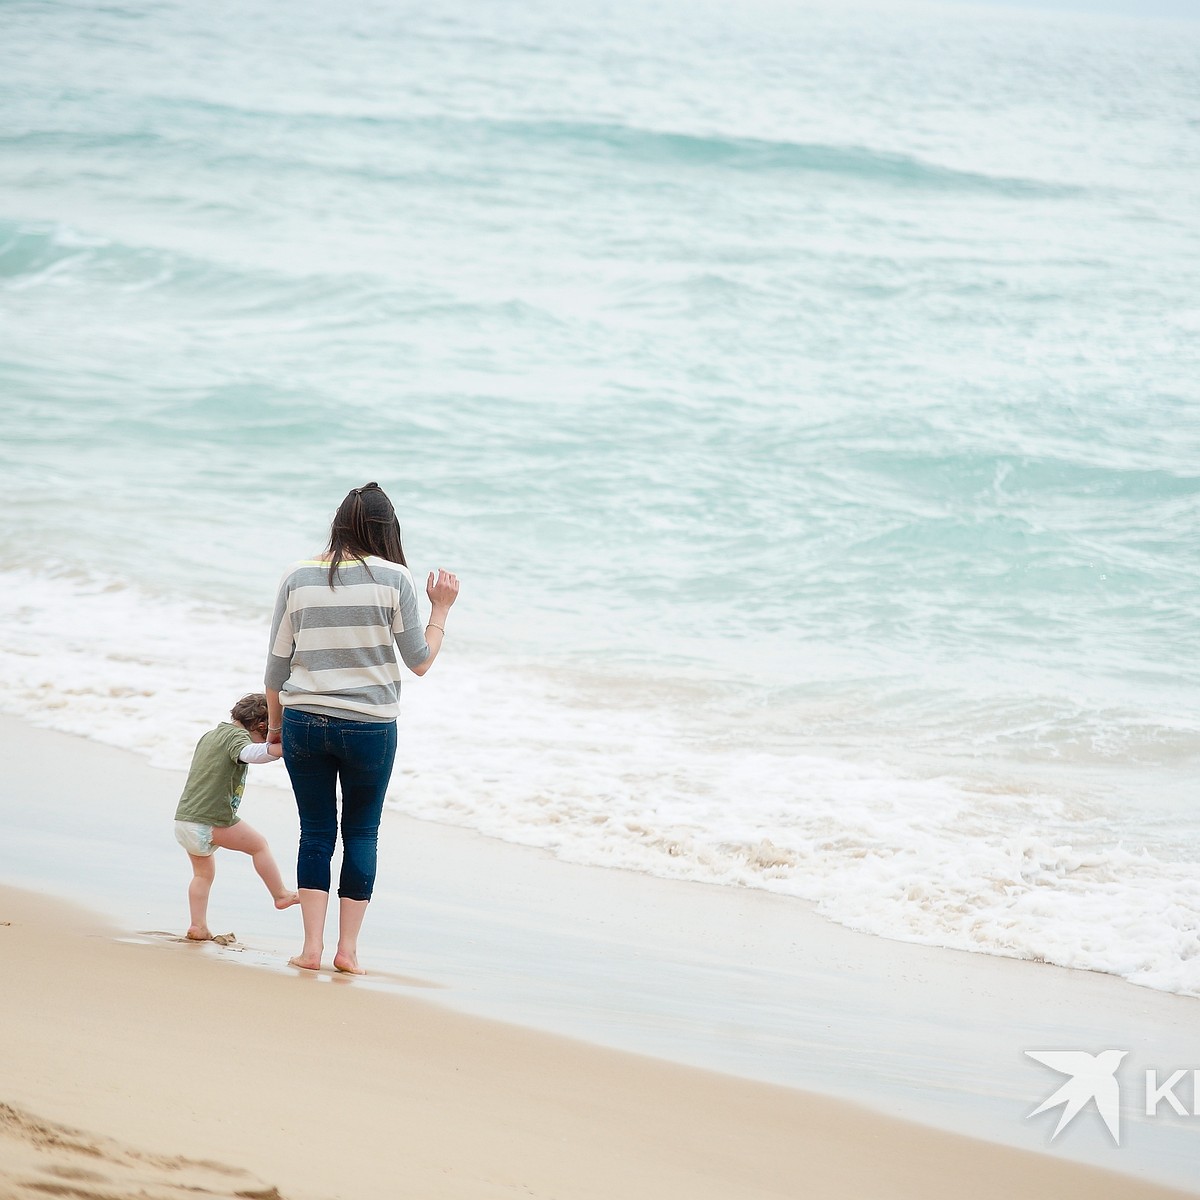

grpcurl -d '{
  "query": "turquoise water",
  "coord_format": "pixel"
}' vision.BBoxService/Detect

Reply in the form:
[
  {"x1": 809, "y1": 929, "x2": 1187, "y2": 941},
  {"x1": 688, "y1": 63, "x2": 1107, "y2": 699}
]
[{"x1": 2, "y1": 0, "x2": 1199, "y2": 991}]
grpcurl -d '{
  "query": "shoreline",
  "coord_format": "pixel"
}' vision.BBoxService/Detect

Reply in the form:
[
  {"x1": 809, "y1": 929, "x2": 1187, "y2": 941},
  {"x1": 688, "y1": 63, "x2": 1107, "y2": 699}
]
[
  {"x1": 2, "y1": 882, "x2": 1193, "y2": 1200},
  {"x1": 2, "y1": 715, "x2": 1199, "y2": 1194}
]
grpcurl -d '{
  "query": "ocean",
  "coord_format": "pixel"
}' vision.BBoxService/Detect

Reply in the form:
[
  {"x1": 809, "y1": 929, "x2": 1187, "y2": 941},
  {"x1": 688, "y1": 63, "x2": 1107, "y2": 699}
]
[{"x1": 2, "y1": 0, "x2": 1198, "y2": 995}]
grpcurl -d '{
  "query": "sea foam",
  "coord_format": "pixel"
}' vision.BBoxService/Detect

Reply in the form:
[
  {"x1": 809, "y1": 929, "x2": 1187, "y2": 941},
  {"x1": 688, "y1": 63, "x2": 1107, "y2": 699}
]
[{"x1": 2, "y1": 565, "x2": 1197, "y2": 999}]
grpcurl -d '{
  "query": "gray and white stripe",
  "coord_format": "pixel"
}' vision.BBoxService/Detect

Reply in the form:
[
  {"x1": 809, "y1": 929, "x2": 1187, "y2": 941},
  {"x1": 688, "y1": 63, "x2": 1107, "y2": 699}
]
[{"x1": 265, "y1": 558, "x2": 430, "y2": 722}]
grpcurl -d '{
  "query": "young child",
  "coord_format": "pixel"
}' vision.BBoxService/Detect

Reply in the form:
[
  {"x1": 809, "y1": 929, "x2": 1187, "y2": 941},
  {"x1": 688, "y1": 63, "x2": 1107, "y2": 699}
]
[{"x1": 174, "y1": 692, "x2": 299, "y2": 940}]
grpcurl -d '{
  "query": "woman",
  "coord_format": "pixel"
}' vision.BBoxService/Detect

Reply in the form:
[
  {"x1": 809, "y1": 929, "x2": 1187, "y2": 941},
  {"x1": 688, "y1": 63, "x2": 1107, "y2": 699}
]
[{"x1": 265, "y1": 482, "x2": 459, "y2": 974}]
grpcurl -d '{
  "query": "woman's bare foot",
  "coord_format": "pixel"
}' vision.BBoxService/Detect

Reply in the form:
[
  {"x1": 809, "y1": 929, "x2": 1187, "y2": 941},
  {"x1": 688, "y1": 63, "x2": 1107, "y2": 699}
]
[
  {"x1": 186, "y1": 925, "x2": 212, "y2": 942},
  {"x1": 333, "y1": 951, "x2": 366, "y2": 976},
  {"x1": 288, "y1": 953, "x2": 322, "y2": 971},
  {"x1": 274, "y1": 891, "x2": 300, "y2": 910}
]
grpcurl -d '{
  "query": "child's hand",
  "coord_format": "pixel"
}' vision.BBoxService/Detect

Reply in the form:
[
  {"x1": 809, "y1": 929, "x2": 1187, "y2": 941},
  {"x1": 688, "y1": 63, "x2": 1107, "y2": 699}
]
[{"x1": 267, "y1": 743, "x2": 283, "y2": 759}]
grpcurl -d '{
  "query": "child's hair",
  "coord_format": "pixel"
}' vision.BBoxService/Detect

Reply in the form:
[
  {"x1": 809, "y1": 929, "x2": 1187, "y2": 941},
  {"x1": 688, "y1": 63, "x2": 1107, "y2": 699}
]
[{"x1": 230, "y1": 693, "x2": 269, "y2": 733}]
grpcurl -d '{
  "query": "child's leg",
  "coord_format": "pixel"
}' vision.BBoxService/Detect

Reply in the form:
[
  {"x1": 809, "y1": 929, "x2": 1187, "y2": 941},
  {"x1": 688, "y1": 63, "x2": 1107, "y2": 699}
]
[
  {"x1": 210, "y1": 822, "x2": 299, "y2": 910},
  {"x1": 186, "y1": 853, "x2": 215, "y2": 941}
]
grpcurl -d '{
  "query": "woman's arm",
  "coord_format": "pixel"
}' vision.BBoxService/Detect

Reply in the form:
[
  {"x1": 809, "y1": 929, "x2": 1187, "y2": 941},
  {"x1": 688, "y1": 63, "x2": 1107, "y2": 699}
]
[
  {"x1": 406, "y1": 568, "x2": 459, "y2": 677},
  {"x1": 265, "y1": 688, "x2": 284, "y2": 745},
  {"x1": 264, "y1": 578, "x2": 293, "y2": 746}
]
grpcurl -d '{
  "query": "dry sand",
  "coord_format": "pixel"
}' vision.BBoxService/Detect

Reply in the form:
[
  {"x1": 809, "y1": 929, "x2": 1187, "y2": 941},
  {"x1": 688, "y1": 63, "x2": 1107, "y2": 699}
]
[{"x1": 0, "y1": 884, "x2": 1190, "y2": 1200}]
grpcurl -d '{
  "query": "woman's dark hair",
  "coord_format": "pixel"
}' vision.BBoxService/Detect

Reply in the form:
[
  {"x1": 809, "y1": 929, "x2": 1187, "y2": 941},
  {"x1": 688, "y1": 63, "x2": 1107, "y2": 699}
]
[{"x1": 326, "y1": 482, "x2": 407, "y2": 586}]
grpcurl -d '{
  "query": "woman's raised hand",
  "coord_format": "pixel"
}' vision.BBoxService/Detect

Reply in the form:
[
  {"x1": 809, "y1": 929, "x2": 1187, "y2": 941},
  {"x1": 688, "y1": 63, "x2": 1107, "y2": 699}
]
[{"x1": 426, "y1": 568, "x2": 460, "y2": 608}]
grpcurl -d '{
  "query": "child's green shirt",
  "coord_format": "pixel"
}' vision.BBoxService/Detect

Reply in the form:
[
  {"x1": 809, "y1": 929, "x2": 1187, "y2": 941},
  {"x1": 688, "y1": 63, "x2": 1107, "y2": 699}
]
[{"x1": 174, "y1": 722, "x2": 253, "y2": 827}]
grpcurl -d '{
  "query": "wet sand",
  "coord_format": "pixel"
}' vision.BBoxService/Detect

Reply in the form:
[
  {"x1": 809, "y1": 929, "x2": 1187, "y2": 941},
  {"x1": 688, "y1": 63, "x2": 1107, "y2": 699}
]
[
  {"x1": 1, "y1": 716, "x2": 1198, "y2": 1198},
  {"x1": 3, "y1": 883, "x2": 1194, "y2": 1200}
]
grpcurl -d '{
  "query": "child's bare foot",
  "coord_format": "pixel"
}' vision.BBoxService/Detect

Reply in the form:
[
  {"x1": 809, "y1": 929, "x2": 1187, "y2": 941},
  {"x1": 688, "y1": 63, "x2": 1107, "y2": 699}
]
[
  {"x1": 333, "y1": 951, "x2": 366, "y2": 976},
  {"x1": 186, "y1": 925, "x2": 212, "y2": 942},
  {"x1": 288, "y1": 954, "x2": 322, "y2": 971},
  {"x1": 274, "y1": 891, "x2": 300, "y2": 911}
]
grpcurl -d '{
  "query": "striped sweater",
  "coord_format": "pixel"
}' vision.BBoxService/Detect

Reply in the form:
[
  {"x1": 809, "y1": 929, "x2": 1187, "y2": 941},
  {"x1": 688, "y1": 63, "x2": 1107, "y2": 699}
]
[{"x1": 265, "y1": 557, "x2": 430, "y2": 722}]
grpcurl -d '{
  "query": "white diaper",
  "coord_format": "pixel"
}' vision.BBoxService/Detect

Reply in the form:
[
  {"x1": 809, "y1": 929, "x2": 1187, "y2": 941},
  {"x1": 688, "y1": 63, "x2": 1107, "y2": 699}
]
[{"x1": 174, "y1": 820, "x2": 215, "y2": 857}]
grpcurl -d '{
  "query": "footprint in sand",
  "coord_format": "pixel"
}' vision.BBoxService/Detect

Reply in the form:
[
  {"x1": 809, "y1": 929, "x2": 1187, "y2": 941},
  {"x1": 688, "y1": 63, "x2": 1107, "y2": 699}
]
[
  {"x1": 138, "y1": 931, "x2": 243, "y2": 950},
  {"x1": 0, "y1": 1102, "x2": 286, "y2": 1200}
]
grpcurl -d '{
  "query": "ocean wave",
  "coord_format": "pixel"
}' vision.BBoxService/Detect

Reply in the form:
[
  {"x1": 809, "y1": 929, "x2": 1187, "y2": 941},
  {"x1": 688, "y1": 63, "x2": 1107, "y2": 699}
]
[
  {"x1": 485, "y1": 119, "x2": 1084, "y2": 196},
  {"x1": 0, "y1": 219, "x2": 219, "y2": 295},
  {"x1": 0, "y1": 107, "x2": 1082, "y2": 199},
  {"x1": 1, "y1": 563, "x2": 1198, "y2": 999},
  {"x1": 843, "y1": 442, "x2": 1200, "y2": 502},
  {"x1": 0, "y1": 219, "x2": 565, "y2": 330}
]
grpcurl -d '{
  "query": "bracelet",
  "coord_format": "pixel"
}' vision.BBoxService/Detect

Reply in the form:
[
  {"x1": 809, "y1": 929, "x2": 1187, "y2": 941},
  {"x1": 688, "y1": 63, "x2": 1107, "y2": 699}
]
[
  {"x1": 426, "y1": 622, "x2": 445, "y2": 634},
  {"x1": 268, "y1": 725, "x2": 282, "y2": 732}
]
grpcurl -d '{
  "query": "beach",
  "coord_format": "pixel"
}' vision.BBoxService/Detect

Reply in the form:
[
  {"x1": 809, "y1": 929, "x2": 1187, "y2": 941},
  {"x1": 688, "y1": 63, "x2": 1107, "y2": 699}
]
[
  {"x1": 4, "y1": 0, "x2": 1200, "y2": 1195},
  {"x1": 2, "y1": 715, "x2": 1198, "y2": 1200},
  {"x1": 9, "y1": 882, "x2": 1187, "y2": 1200}
]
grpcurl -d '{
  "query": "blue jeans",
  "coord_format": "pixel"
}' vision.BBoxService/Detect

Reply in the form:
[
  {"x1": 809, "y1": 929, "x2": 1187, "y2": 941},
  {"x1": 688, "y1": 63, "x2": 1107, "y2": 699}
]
[{"x1": 282, "y1": 709, "x2": 398, "y2": 901}]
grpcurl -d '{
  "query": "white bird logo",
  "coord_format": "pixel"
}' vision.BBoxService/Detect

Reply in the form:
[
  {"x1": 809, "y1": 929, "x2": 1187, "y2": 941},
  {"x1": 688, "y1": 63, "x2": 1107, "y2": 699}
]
[{"x1": 1026, "y1": 1050, "x2": 1127, "y2": 1144}]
